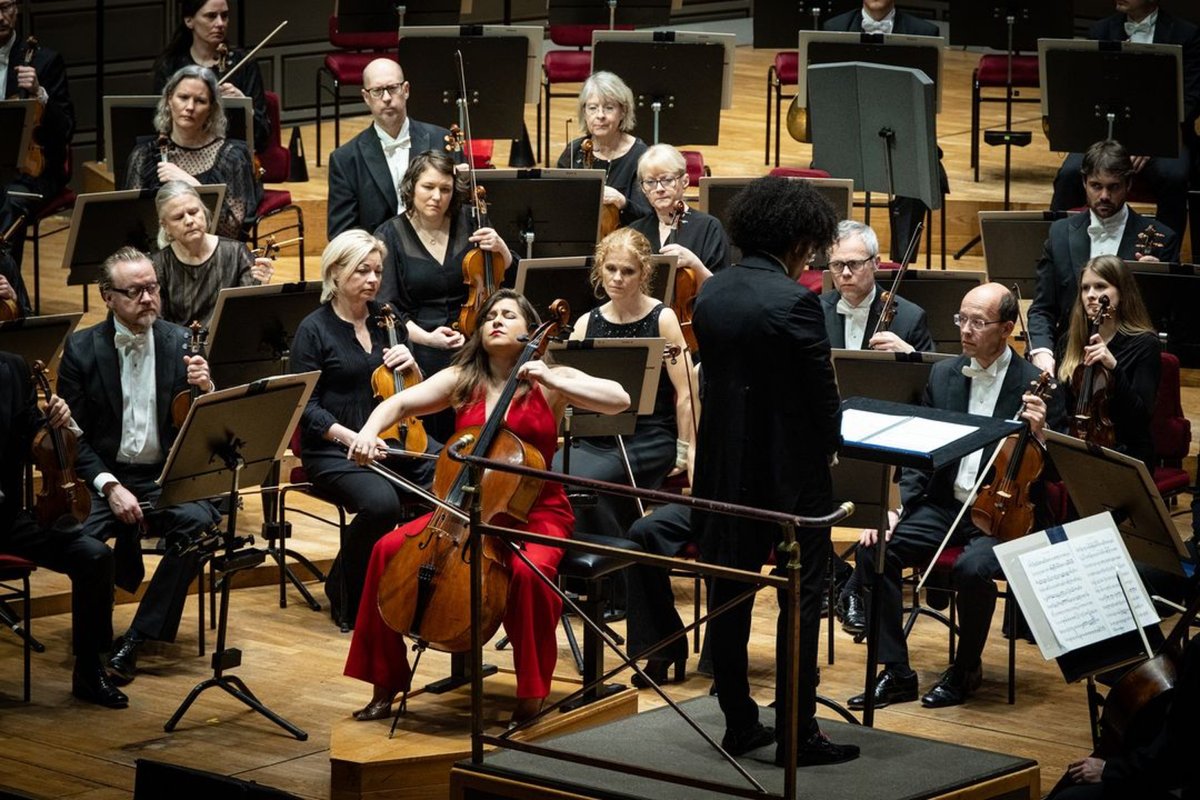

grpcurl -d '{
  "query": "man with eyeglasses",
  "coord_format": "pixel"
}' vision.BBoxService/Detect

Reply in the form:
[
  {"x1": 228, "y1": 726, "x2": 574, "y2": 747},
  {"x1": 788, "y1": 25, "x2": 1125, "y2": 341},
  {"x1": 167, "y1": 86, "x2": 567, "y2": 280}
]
[
  {"x1": 57, "y1": 247, "x2": 221, "y2": 687},
  {"x1": 327, "y1": 58, "x2": 460, "y2": 238},
  {"x1": 847, "y1": 282, "x2": 1064, "y2": 711},
  {"x1": 0, "y1": 0, "x2": 75, "y2": 277}
]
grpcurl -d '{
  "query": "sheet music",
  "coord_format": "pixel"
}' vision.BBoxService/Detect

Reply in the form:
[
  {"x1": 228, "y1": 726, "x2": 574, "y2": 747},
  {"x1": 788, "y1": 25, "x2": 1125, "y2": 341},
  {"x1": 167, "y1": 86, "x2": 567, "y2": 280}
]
[{"x1": 841, "y1": 409, "x2": 976, "y2": 452}]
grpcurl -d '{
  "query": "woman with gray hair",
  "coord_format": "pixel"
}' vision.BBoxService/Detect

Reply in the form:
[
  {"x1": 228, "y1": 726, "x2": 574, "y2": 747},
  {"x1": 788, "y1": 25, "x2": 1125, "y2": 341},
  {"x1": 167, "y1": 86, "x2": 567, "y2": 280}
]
[
  {"x1": 556, "y1": 71, "x2": 652, "y2": 230},
  {"x1": 124, "y1": 64, "x2": 259, "y2": 239},
  {"x1": 150, "y1": 180, "x2": 273, "y2": 326}
]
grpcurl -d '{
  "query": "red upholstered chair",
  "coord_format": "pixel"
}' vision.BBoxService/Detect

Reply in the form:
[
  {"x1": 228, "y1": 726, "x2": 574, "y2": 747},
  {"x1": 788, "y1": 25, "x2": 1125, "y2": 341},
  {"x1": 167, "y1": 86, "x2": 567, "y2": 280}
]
[
  {"x1": 0, "y1": 554, "x2": 39, "y2": 702},
  {"x1": 1151, "y1": 351, "x2": 1192, "y2": 506},
  {"x1": 315, "y1": 15, "x2": 397, "y2": 166},
  {"x1": 970, "y1": 54, "x2": 1040, "y2": 181},
  {"x1": 765, "y1": 52, "x2": 799, "y2": 167},
  {"x1": 245, "y1": 91, "x2": 306, "y2": 280}
]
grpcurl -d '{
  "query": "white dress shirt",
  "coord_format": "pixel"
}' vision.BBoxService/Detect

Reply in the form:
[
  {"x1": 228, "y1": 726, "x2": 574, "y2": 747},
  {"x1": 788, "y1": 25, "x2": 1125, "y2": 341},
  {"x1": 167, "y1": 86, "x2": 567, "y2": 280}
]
[
  {"x1": 838, "y1": 286, "x2": 877, "y2": 350},
  {"x1": 92, "y1": 320, "x2": 163, "y2": 494},
  {"x1": 861, "y1": 8, "x2": 896, "y2": 34},
  {"x1": 376, "y1": 118, "x2": 412, "y2": 214},
  {"x1": 1088, "y1": 205, "x2": 1129, "y2": 258},
  {"x1": 0, "y1": 35, "x2": 14, "y2": 99},
  {"x1": 953, "y1": 347, "x2": 1012, "y2": 503}
]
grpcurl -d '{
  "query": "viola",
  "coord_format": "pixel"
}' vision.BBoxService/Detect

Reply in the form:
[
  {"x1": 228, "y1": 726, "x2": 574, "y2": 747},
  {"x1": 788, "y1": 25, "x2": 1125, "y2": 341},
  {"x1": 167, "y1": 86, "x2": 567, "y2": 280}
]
[
  {"x1": 582, "y1": 137, "x2": 620, "y2": 239},
  {"x1": 215, "y1": 43, "x2": 230, "y2": 77},
  {"x1": 29, "y1": 360, "x2": 90, "y2": 528},
  {"x1": 170, "y1": 321, "x2": 208, "y2": 428},
  {"x1": 665, "y1": 201, "x2": 700, "y2": 353},
  {"x1": 0, "y1": 214, "x2": 27, "y2": 322},
  {"x1": 370, "y1": 304, "x2": 428, "y2": 455},
  {"x1": 1069, "y1": 296, "x2": 1116, "y2": 448},
  {"x1": 16, "y1": 37, "x2": 45, "y2": 178},
  {"x1": 870, "y1": 221, "x2": 923, "y2": 342},
  {"x1": 375, "y1": 299, "x2": 571, "y2": 652},
  {"x1": 1132, "y1": 224, "x2": 1167, "y2": 260},
  {"x1": 970, "y1": 371, "x2": 1056, "y2": 542}
]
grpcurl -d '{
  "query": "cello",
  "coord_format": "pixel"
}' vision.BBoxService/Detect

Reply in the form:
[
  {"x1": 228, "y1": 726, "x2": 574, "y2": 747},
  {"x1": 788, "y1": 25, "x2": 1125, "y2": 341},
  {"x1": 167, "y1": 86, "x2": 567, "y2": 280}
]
[
  {"x1": 664, "y1": 200, "x2": 700, "y2": 353},
  {"x1": 29, "y1": 360, "x2": 91, "y2": 528},
  {"x1": 375, "y1": 300, "x2": 571, "y2": 653},
  {"x1": 370, "y1": 304, "x2": 428, "y2": 455},
  {"x1": 1069, "y1": 295, "x2": 1116, "y2": 447},
  {"x1": 582, "y1": 137, "x2": 621, "y2": 239}
]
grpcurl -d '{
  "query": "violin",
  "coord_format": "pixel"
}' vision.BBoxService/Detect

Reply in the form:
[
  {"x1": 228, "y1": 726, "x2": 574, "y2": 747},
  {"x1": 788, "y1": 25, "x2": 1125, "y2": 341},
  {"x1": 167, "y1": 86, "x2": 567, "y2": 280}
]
[
  {"x1": 375, "y1": 299, "x2": 572, "y2": 652},
  {"x1": 0, "y1": 214, "x2": 27, "y2": 322},
  {"x1": 581, "y1": 137, "x2": 620, "y2": 239},
  {"x1": 1069, "y1": 295, "x2": 1116, "y2": 448},
  {"x1": 870, "y1": 221, "x2": 923, "y2": 342},
  {"x1": 170, "y1": 321, "x2": 208, "y2": 427},
  {"x1": 370, "y1": 304, "x2": 428, "y2": 455},
  {"x1": 665, "y1": 201, "x2": 700, "y2": 353},
  {"x1": 157, "y1": 133, "x2": 171, "y2": 164},
  {"x1": 970, "y1": 371, "x2": 1056, "y2": 542},
  {"x1": 29, "y1": 360, "x2": 90, "y2": 528},
  {"x1": 17, "y1": 37, "x2": 45, "y2": 178},
  {"x1": 1132, "y1": 224, "x2": 1167, "y2": 260}
]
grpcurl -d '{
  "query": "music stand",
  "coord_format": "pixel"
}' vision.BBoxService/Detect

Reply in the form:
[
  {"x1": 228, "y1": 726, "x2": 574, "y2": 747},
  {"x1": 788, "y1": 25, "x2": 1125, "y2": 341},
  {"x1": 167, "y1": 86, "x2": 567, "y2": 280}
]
[
  {"x1": 839, "y1": 395, "x2": 1022, "y2": 725},
  {"x1": 591, "y1": 31, "x2": 735, "y2": 146},
  {"x1": 752, "y1": 1, "x2": 860, "y2": 48},
  {"x1": 397, "y1": 27, "x2": 540, "y2": 143},
  {"x1": 0, "y1": 312, "x2": 82, "y2": 374},
  {"x1": 515, "y1": 255, "x2": 677, "y2": 329},
  {"x1": 159, "y1": 372, "x2": 318, "y2": 741},
  {"x1": 474, "y1": 169, "x2": 604, "y2": 258},
  {"x1": 797, "y1": 30, "x2": 946, "y2": 115},
  {"x1": 979, "y1": 211, "x2": 1066, "y2": 299},
  {"x1": 1039, "y1": 39, "x2": 1185, "y2": 157},
  {"x1": 0, "y1": 99, "x2": 37, "y2": 187},
  {"x1": 205, "y1": 281, "x2": 323, "y2": 389},
  {"x1": 1127, "y1": 262, "x2": 1200, "y2": 367},
  {"x1": 548, "y1": 0, "x2": 675, "y2": 28},
  {"x1": 549, "y1": 338, "x2": 665, "y2": 438}
]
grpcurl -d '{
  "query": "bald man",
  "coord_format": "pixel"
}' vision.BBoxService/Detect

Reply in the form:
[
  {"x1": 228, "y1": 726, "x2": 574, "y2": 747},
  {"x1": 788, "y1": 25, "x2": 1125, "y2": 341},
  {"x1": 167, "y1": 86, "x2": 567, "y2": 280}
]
[{"x1": 326, "y1": 59, "x2": 461, "y2": 238}]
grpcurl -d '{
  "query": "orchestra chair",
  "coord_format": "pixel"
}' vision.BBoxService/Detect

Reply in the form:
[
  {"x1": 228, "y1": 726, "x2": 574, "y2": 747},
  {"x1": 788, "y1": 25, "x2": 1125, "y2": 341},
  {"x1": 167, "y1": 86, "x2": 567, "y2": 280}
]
[
  {"x1": 764, "y1": 51, "x2": 798, "y2": 167},
  {"x1": 1151, "y1": 351, "x2": 1191, "y2": 508},
  {"x1": 314, "y1": 14, "x2": 397, "y2": 166},
  {"x1": 245, "y1": 91, "x2": 306, "y2": 280},
  {"x1": 970, "y1": 54, "x2": 1040, "y2": 182},
  {"x1": 27, "y1": 152, "x2": 78, "y2": 314},
  {"x1": 0, "y1": 553, "x2": 38, "y2": 702},
  {"x1": 680, "y1": 150, "x2": 710, "y2": 203}
]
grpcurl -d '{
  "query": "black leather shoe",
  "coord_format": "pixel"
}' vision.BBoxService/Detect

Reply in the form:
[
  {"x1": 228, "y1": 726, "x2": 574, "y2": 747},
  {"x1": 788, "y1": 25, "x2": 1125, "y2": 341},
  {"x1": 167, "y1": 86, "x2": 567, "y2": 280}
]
[
  {"x1": 107, "y1": 633, "x2": 142, "y2": 687},
  {"x1": 836, "y1": 591, "x2": 866, "y2": 635},
  {"x1": 721, "y1": 722, "x2": 775, "y2": 756},
  {"x1": 921, "y1": 664, "x2": 983, "y2": 708},
  {"x1": 776, "y1": 730, "x2": 860, "y2": 767},
  {"x1": 631, "y1": 656, "x2": 686, "y2": 688},
  {"x1": 73, "y1": 661, "x2": 129, "y2": 709},
  {"x1": 847, "y1": 667, "x2": 918, "y2": 710}
]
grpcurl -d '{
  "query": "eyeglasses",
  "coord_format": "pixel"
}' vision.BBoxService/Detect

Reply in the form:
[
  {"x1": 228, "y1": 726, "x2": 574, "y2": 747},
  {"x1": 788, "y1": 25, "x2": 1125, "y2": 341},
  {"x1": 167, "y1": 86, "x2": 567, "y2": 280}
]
[
  {"x1": 829, "y1": 258, "x2": 874, "y2": 273},
  {"x1": 108, "y1": 283, "x2": 160, "y2": 300},
  {"x1": 952, "y1": 314, "x2": 1003, "y2": 332},
  {"x1": 364, "y1": 82, "x2": 406, "y2": 99},
  {"x1": 584, "y1": 103, "x2": 619, "y2": 117},
  {"x1": 0, "y1": 2, "x2": 18, "y2": 16},
  {"x1": 640, "y1": 175, "x2": 682, "y2": 191}
]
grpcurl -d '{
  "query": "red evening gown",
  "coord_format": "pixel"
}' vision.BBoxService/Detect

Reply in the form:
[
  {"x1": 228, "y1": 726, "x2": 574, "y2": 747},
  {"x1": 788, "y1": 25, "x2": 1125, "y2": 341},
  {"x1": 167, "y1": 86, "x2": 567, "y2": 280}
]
[{"x1": 344, "y1": 385, "x2": 574, "y2": 699}]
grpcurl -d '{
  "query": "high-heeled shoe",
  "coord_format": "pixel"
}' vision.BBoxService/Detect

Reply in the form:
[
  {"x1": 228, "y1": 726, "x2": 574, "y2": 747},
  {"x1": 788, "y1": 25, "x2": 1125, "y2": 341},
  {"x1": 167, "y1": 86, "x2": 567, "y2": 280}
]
[
  {"x1": 508, "y1": 697, "x2": 545, "y2": 729},
  {"x1": 631, "y1": 656, "x2": 686, "y2": 689},
  {"x1": 353, "y1": 696, "x2": 394, "y2": 721}
]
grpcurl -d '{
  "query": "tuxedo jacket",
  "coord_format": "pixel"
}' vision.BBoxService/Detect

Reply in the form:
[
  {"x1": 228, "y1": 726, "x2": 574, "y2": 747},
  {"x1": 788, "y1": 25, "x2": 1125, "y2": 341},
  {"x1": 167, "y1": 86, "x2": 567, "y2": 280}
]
[
  {"x1": 326, "y1": 118, "x2": 459, "y2": 238},
  {"x1": 0, "y1": 351, "x2": 36, "y2": 532},
  {"x1": 1027, "y1": 208, "x2": 1179, "y2": 354},
  {"x1": 822, "y1": 8, "x2": 939, "y2": 36},
  {"x1": 4, "y1": 33, "x2": 75, "y2": 193},
  {"x1": 899, "y1": 351, "x2": 1066, "y2": 511},
  {"x1": 819, "y1": 289, "x2": 934, "y2": 352},
  {"x1": 1091, "y1": 9, "x2": 1200, "y2": 129},
  {"x1": 56, "y1": 318, "x2": 194, "y2": 487}
]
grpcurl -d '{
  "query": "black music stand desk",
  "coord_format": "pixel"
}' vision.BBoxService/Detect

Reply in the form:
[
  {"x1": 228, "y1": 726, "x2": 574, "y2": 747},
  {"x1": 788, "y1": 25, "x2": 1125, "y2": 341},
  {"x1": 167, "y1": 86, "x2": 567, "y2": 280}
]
[
  {"x1": 0, "y1": 312, "x2": 82, "y2": 374},
  {"x1": 205, "y1": 281, "x2": 323, "y2": 389},
  {"x1": 548, "y1": 0, "x2": 674, "y2": 29},
  {"x1": 979, "y1": 211, "x2": 1064, "y2": 299},
  {"x1": 753, "y1": 1, "x2": 859, "y2": 48},
  {"x1": 515, "y1": 254, "x2": 677, "y2": 329},
  {"x1": 475, "y1": 169, "x2": 605, "y2": 259},
  {"x1": 0, "y1": 99, "x2": 37, "y2": 188},
  {"x1": 1127, "y1": 261, "x2": 1200, "y2": 368}
]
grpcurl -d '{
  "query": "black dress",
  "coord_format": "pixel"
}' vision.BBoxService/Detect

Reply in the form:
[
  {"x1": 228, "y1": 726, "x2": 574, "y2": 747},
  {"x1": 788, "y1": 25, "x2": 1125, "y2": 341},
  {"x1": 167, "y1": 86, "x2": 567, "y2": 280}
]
[
  {"x1": 628, "y1": 208, "x2": 730, "y2": 273},
  {"x1": 557, "y1": 137, "x2": 653, "y2": 227},
  {"x1": 153, "y1": 50, "x2": 270, "y2": 153},
  {"x1": 151, "y1": 236, "x2": 259, "y2": 326}
]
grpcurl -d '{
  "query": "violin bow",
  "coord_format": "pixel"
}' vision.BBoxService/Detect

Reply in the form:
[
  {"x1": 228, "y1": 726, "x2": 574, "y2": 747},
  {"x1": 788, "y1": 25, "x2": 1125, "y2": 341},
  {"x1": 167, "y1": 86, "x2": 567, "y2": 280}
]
[
  {"x1": 217, "y1": 20, "x2": 288, "y2": 86},
  {"x1": 869, "y1": 220, "x2": 924, "y2": 340}
]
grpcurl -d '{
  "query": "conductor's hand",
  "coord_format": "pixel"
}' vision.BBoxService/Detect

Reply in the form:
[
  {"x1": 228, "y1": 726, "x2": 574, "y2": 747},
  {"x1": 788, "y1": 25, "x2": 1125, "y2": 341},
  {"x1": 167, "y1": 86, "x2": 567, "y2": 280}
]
[
  {"x1": 107, "y1": 484, "x2": 144, "y2": 526},
  {"x1": 382, "y1": 343, "x2": 417, "y2": 374},
  {"x1": 859, "y1": 509, "x2": 900, "y2": 548},
  {"x1": 185, "y1": 355, "x2": 214, "y2": 392}
]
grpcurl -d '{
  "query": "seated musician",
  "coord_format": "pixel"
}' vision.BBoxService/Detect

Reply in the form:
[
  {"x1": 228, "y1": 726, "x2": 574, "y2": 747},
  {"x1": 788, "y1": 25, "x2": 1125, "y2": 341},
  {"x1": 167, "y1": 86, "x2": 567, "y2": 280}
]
[
  {"x1": 326, "y1": 58, "x2": 460, "y2": 239},
  {"x1": 288, "y1": 230, "x2": 439, "y2": 628},
  {"x1": 151, "y1": 181, "x2": 273, "y2": 327},
  {"x1": 0, "y1": 242, "x2": 31, "y2": 316},
  {"x1": 345, "y1": 289, "x2": 629, "y2": 725},
  {"x1": 628, "y1": 143, "x2": 729, "y2": 283},
  {"x1": 557, "y1": 71, "x2": 652, "y2": 229},
  {"x1": 1030, "y1": 140, "x2": 1179, "y2": 378},
  {"x1": 123, "y1": 65, "x2": 260, "y2": 240},
  {"x1": 152, "y1": 0, "x2": 269, "y2": 155},
  {"x1": 849, "y1": 283, "x2": 1065, "y2": 710},
  {"x1": 57, "y1": 246, "x2": 222, "y2": 686},
  {"x1": 0, "y1": 0, "x2": 74, "y2": 273},
  {"x1": 1050, "y1": 1, "x2": 1199, "y2": 239},
  {"x1": 0, "y1": 352, "x2": 125, "y2": 708}
]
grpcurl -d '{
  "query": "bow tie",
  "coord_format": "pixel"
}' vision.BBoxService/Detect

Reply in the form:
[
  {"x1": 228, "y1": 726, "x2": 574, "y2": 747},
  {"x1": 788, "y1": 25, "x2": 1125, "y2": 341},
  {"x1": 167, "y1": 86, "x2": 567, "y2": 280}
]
[
  {"x1": 114, "y1": 330, "x2": 147, "y2": 353},
  {"x1": 1124, "y1": 20, "x2": 1153, "y2": 38},
  {"x1": 1088, "y1": 223, "x2": 1120, "y2": 242},
  {"x1": 836, "y1": 298, "x2": 871, "y2": 320},
  {"x1": 381, "y1": 136, "x2": 411, "y2": 156},
  {"x1": 861, "y1": 18, "x2": 892, "y2": 34},
  {"x1": 961, "y1": 364, "x2": 997, "y2": 385}
]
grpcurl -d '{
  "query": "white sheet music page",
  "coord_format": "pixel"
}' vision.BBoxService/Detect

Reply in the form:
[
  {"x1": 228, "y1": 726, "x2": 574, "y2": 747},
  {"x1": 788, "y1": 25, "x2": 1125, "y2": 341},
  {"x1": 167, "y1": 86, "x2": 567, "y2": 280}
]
[{"x1": 840, "y1": 409, "x2": 976, "y2": 453}]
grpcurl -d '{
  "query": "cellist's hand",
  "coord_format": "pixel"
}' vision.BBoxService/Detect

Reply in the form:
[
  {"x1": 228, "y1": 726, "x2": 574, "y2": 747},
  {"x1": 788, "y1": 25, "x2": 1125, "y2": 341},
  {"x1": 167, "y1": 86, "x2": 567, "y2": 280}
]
[
  {"x1": 602, "y1": 186, "x2": 627, "y2": 208},
  {"x1": 868, "y1": 331, "x2": 915, "y2": 353},
  {"x1": 1020, "y1": 392, "x2": 1048, "y2": 439},
  {"x1": 1067, "y1": 757, "x2": 1105, "y2": 784},
  {"x1": 1082, "y1": 333, "x2": 1117, "y2": 370},
  {"x1": 423, "y1": 325, "x2": 465, "y2": 351},
  {"x1": 382, "y1": 344, "x2": 417, "y2": 373}
]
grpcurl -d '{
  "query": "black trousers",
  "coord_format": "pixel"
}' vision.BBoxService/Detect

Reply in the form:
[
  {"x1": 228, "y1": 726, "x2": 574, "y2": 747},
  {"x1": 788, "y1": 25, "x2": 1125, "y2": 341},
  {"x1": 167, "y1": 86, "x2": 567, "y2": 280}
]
[
  {"x1": 624, "y1": 503, "x2": 694, "y2": 660},
  {"x1": 1051, "y1": 150, "x2": 1192, "y2": 239},
  {"x1": 1, "y1": 512, "x2": 114, "y2": 658}
]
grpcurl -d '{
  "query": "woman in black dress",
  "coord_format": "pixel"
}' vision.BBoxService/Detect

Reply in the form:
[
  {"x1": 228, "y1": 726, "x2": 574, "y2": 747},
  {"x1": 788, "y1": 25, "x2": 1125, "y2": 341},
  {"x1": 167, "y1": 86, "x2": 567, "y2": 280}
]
[
  {"x1": 290, "y1": 230, "x2": 438, "y2": 628},
  {"x1": 556, "y1": 71, "x2": 652, "y2": 229},
  {"x1": 374, "y1": 151, "x2": 514, "y2": 441}
]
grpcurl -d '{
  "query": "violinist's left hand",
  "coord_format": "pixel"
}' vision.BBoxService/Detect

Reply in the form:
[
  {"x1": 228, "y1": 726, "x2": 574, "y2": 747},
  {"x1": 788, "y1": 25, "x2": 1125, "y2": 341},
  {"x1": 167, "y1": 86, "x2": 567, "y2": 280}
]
[
  {"x1": 868, "y1": 331, "x2": 916, "y2": 354},
  {"x1": 1082, "y1": 333, "x2": 1117, "y2": 371},
  {"x1": 251, "y1": 257, "x2": 275, "y2": 284},
  {"x1": 1020, "y1": 392, "x2": 1048, "y2": 439},
  {"x1": 14, "y1": 65, "x2": 41, "y2": 98},
  {"x1": 468, "y1": 226, "x2": 512, "y2": 265},
  {"x1": 602, "y1": 186, "x2": 627, "y2": 209},
  {"x1": 660, "y1": 243, "x2": 703, "y2": 273},
  {"x1": 382, "y1": 343, "x2": 417, "y2": 374},
  {"x1": 157, "y1": 161, "x2": 199, "y2": 186},
  {"x1": 185, "y1": 355, "x2": 214, "y2": 393},
  {"x1": 218, "y1": 82, "x2": 245, "y2": 99},
  {"x1": 1067, "y1": 757, "x2": 1105, "y2": 784},
  {"x1": 44, "y1": 394, "x2": 73, "y2": 430}
]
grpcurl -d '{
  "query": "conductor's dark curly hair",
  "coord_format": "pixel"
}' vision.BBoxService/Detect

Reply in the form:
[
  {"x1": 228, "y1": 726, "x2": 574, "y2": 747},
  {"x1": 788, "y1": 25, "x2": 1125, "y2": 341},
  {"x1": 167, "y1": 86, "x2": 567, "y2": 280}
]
[{"x1": 726, "y1": 176, "x2": 839, "y2": 264}]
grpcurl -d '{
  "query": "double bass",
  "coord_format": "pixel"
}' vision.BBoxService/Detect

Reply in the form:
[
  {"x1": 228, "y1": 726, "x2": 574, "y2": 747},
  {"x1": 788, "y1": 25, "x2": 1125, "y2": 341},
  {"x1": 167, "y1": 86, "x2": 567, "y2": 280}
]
[
  {"x1": 30, "y1": 360, "x2": 90, "y2": 528},
  {"x1": 370, "y1": 304, "x2": 428, "y2": 454},
  {"x1": 375, "y1": 300, "x2": 571, "y2": 653},
  {"x1": 1069, "y1": 295, "x2": 1116, "y2": 447}
]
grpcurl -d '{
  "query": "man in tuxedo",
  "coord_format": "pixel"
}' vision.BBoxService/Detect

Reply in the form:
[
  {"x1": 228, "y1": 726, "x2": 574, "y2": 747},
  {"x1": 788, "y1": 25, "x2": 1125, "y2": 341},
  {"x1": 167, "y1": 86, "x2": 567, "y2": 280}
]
[
  {"x1": 1049, "y1": 1, "x2": 1199, "y2": 238},
  {"x1": 848, "y1": 283, "x2": 1064, "y2": 711},
  {"x1": 1030, "y1": 139, "x2": 1179, "y2": 376},
  {"x1": 819, "y1": 220, "x2": 934, "y2": 354},
  {"x1": 57, "y1": 247, "x2": 221, "y2": 685},
  {"x1": 821, "y1": 2, "x2": 945, "y2": 261},
  {"x1": 0, "y1": 352, "x2": 126, "y2": 707},
  {"x1": 0, "y1": 0, "x2": 75, "y2": 273},
  {"x1": 326, "y1": 58, "x2": 460, "y2": 238},
  {"x1": 692, "y1": 176, "x2": 858, "y2": 768}
]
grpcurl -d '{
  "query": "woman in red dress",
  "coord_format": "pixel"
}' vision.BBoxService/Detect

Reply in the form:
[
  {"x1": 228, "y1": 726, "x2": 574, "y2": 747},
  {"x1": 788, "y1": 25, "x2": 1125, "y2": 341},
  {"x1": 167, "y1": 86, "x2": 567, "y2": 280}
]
[{"x1": 345, "y1": 289, "x2": 630, "y2": 723}]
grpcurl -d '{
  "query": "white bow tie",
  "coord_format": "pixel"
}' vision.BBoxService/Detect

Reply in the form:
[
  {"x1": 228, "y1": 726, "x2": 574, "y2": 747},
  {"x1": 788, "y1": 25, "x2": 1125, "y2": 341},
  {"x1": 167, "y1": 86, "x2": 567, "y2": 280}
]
[
  {"x1": 381, "y1": 135, "x2": 411, "y2": 156},
  {"x1": 1088, "y1": 223, "x2": 1120, "y2": 242},
  {"x1": 114, "y1": 330, "x2": 147, "y2": 353},
  {"x1": 1124, "y1": 20, "x2": 1153, "y2": 38},
  {"x1": 836, "y1": 298, "x2": 871, "y2": 320},
  {"x1": 961, "y1": 364, "x2": 997, "y2": 385},
  {"x1": 861, "y1": 18, "x2": 892, "y2": 34}
]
